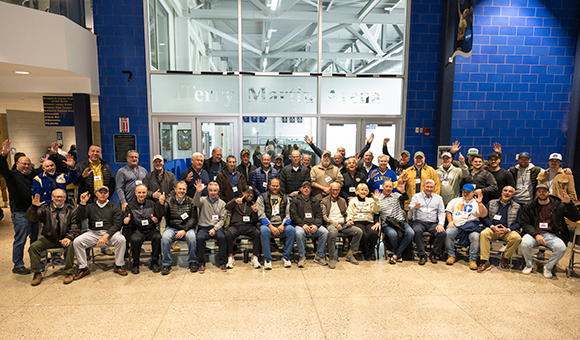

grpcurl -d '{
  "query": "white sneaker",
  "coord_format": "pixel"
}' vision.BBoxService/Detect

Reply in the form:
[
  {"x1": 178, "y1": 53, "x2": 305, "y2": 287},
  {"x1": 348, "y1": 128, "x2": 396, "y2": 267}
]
[
  {"x1": 543, "y1": 266, "x2": 553, "y2": 279},
  {"x1": 522, "y1": 266, "x2": 533, "y2": 275},
  {"x1": 264, "y1": 260, "x2": 272, "y2": 270},
  {"x1": 251, "y1": 256, "x2": 261, "y2": 269},
  {"x1": 226, "y1": 256, "x2": 235, "y2": 269},
  {"x1": 283, "y1": 258, "x2": 292, "y2": 268}
]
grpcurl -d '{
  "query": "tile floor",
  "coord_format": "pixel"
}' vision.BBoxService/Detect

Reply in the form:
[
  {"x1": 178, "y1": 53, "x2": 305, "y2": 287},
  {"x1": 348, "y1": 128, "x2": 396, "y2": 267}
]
[{"x1": 1, "y1": 206, "x2": 579, "y2": 339}]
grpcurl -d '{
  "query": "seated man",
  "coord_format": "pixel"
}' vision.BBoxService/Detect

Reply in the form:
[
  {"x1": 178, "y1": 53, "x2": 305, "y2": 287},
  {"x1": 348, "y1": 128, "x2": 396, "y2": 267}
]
[
  {"x1": 257, "y1": 178, "x2": 296, "y2": 269},
  {"x1": 225, "y1": 185, "x2": 261, "y2": 269},
  {"x1": 291, "y1": 181, "x2": 329, "y2": 268},
  {"x1": 445, "y1": 184, "x2": 487, "y2": 270},
  {"x1": 73, "y1": 186, "x2": 127, "y2": 279},
  {"x1": 321, "y1": 182, "x2": 362, "y2": 269},
  {"x1": 193, "y1": 180, "x2": 227, "y2": 273},
  {"x1": 379, "y1": 176, "x2": 414, "y2": 264},
  {"x1": 25, "y1": 190, "x2": 79, "y2": 286},
  {"x1": 160, "y1": 181, "x2": 198, "y2": 275},
  {"x1": 477, "y1": 186, "x2": 522, "y2": 273},
  {"x1": 409, "y1": 179, "x2": 446, "y2": 265},
  {"x1": 520, "y1": 184, "x2": 580, "y2": 278},
  {"x1": 124, "y1": 184, "x2": 164, "y2": 274},
  {"x1": 367, "y1": 154, "x2": 398, "y2": 194},
  {"x1": 32, "y1": 154, "x2": 78, "y2": 203}
]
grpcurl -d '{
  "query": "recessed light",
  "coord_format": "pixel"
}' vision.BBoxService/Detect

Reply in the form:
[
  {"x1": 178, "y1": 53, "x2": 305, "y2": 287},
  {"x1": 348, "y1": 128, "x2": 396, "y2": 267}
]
[{"x1": 15, "y1": 71, "x2": 30, "y2": 75}]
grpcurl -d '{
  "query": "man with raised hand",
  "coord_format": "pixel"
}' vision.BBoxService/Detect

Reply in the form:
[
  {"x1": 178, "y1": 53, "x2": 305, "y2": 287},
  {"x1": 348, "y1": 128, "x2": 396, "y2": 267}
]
[
  {"x1": 436, "y1": 151, "x2": 469, "y2": 207},
  {"x1": 367, "y1": 154, "x2": 398, "y2": 194},
  {"x1": 382, "y1": 138, "x2": 411, "y2": 176},
  {"x1": 225, "y1": 185, "x2": 261, "y2": 269},
  {"x1": 143, "y1": 155, "x2": 177, "y2": 203},
  {"x1": 180, "y1": 152, "x2": 210, "y2": 197}
]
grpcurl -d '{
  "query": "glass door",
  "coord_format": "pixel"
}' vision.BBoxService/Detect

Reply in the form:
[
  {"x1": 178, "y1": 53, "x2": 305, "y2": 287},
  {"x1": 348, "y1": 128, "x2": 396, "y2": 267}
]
[
  {"x1": 196, "y1": 117, "x2": 239, "y2": 159},
  {"x1": 362, "y1": 120, "x2": 401, "y2": 160},
  {"x1": 321, "y1": 119, "x2": 362, "y2": 159}
]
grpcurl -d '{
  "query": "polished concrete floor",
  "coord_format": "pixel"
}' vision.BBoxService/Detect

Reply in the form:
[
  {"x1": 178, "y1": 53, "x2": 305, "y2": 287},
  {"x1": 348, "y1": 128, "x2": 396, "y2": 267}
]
[{"x1": 1, "y1": 206, "x2": 579, "y2": 339}]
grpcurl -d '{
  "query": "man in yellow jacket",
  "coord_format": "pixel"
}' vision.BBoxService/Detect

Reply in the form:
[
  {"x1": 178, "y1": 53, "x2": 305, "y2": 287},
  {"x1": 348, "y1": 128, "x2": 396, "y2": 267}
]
[{"x1": 401, "y1": 152, "x2": 440, "y2": 210}]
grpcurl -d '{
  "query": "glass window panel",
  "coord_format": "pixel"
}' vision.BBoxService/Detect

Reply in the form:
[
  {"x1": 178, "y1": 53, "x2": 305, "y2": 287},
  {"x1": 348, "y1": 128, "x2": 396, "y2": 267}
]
[
  {"x1": 241, "y1": 0, "x2": 319, "y2": 72},
  {"x1": 242, "y1": 116, "x2": 318, "y2": 166},
  {"x1": 156, "y1": 3, "x2": 170, "y2": 71},
  {"x1": 159, "y1": 122, "x2": 192, "y2": 161},
  {"x1": 326, "y1": 123, "x2": 357, "y2": 158},
  {"x1": 242, "y1": 76, "x2": 317, "y2": 114},
  {"x1": 321, "y1": 0, "x2": 407, "y2": 75},
  {"x1": 201, "y1": 122, "x2": 235, "y2": 159},
  {"x1": 365, "y1": 123, "x2": 396, "y2": 160}
]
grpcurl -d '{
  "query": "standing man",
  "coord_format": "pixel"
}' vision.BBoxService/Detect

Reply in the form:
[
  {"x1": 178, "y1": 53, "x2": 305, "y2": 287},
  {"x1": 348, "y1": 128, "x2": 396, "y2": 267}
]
[
  {"x1": 273, "y1": 154, "x2": 285, "y2": 172},
  {"x1": 236, "y1": 149, "x2": 256, "y2": 184},
  {"x1": 180, "y1": 152, "x2": 210, "y2": 197},
  {"x1": 357, "y1": 151, "x2": 378, "y2": 178},
  {"x1": 251, "y1": 153, "x2": 279, "y2": 197},
  {"x1": 143, "y1": 155, "x2": 177, "y2": 203},
  {"x1": 486, "y1": 152, "x2": 515, "y2": 201},
  {"x1": 520, "y1": 185, "x2": 580, "y2": 278},
  {"x1": 461, "y1": 154, "x2": 498, "y2": 204},
  {"x1": 310, "y1": 150, "x2": 344, "y2": 200},
  {"x1": 301, "y1": 154, "x2": 313, "y2": 169},
  {"x1": 203, "y1": 147, "x2": 226, "y2": 182},
  {"x1": 333, "y1": 153, "x2": 345, "y2": 173},
  {"x1": 0, "y1": 140, "x2": 42, "y2": 274},
  {"x1": 216, "y1": 155, "x2": 247, "y2": 203},
  {"x1": 291, "y1": 181, "x2": 329, "y2": 268},
  {"x1": 32, "y1": 156, "x2": 78, "y2": 203},
  {"x1": 508, "y1": 152, "x2": 541, "y2": 206},
  {"x1": 383, "y1": 138, "x2": 411, "y2": 176},
  {"x1": 75, "y1": 145, "x2": 116, "y2": 204},
  {"x1": 367, "y1": 154, "x2": 398, "y2": 194},
  {"x1": 537, "y1": 153, "x2": 577, "y2": 201},
  {"x1": 224, "y1": 186, "x2": 261, "y2": 269},
  {"x1": 25, "y1": 190, "x2": 79, "y2": 285},
  {"x1": 73, "y1": 187, "x2": 127, "y2": 279},
  {"x1": 279, "y1": 150, "x2": 310, "y2": 197},
  {"x1": 193, "y1": 180, "x2": 228, "y2": 273},
  {"x1": 116, "y1": 150, "x2": 148, "y2": 213},
  {"x1": 401, "y1": 151, "x2": 440, "y2": 210},
  {"x1": 322, "y1": 182, "x2": 362, "y2": 268},
  {"x1": 436, "y1": 151, "x2": 469, "y2": 207},
  {"x1": 257, "y1": 178, "x2": 296, "y2": 269}
]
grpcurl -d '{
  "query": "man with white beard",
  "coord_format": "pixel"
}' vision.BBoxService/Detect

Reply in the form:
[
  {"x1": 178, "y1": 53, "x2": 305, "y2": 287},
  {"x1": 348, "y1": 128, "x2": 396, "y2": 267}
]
[
  {"x1": 143, "y1": 155, "x2": 177, "y2": 203},
  {"x1": 310, "y1": 150, "x2": 344, "y2": 200}
]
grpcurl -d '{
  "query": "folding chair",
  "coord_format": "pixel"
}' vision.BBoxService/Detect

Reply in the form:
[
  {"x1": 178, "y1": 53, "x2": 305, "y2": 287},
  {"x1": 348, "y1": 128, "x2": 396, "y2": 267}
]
[
  {"x1": 567, "y1": 226, "x2": 580, "y2": 278},
  {"x1": 40, "y1": 248, "x2": 65, "y2": 278}
]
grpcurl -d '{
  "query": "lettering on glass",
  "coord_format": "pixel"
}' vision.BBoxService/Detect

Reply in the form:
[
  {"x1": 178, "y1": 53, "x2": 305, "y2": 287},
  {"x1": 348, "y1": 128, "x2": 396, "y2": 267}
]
[
  {"x1": 247, "y1": 87, "x2": 314, "y2": 103},
  {"x1": 178, "y1": 86, "x2": 235, "y2": 107},
  {"x1": 327, "y1": 90, "x2": 380, "y2": 104}
]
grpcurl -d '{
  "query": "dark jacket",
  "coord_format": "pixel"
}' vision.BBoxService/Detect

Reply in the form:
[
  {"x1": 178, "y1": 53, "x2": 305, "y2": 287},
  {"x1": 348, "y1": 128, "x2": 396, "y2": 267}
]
[
  {"x1": 251, "y1": 167, "x2": 279, "y2": 196},
  {"x1": 77, "y1": 201, "x2": 123, "y2": 236},
  {"x1": 461, "y1": 169, "x2": 498, "y2": 204},
  {"x1": 521, "y1": 196, "x2": 580, "y2": 244},
  {"x1": 203, "y1": 158, "x2": 227, "y2": 181},
  {"x1": 487, "y1": 168, "x2": 516, "y2": 201},
  {"x1": 357, "y1": 162, "x2": 378, "y2": 178},
  {"x1": 279, "y1": 164, "x2": 310, "y2": 196},
  {"x1": 179, "y1": 166, "x2": 209, "y2": 197},
  {"x1": 75, "y1": 159, "x2": 116, "y2": 203},
  {"x1": 143, "y1": 169, "x2": 177, "y2": 202},
  {"x1": 124, "y1": 198, "x2": 164, "y2": 232},
  {"x1": 321, "y1": 195, "x2": 348, "y2": 225},
  {"x1": 163, "y1": 193, "x2": 198, "y2": 231},
  {"x1": 48, "y1": 153, "x2": 69, "y2": 174},
  {"x1": 225, "y1": 197, "x2": 259, "y2": 227},
  {"x1": 341, "y1": 170, "x2": 368, "y2": 201},
  {"x1": 236, "y1": 163, "x2": 257, "y2": 184},
  {"x1": 383, "y1": 144, "x2": 411, "y2": 176},
  {"x1": 290, "y1": 194, "x2": 323, "y2": 227},
  {"x1": 0, "y1": 154, "x2": 42, "y2": 212},
  {"x1": 216, "y1": 168, "x2": 247, "y2": 203},
  {"x1": 25, "y1": 202, "x2": 79, "y2": 240}
]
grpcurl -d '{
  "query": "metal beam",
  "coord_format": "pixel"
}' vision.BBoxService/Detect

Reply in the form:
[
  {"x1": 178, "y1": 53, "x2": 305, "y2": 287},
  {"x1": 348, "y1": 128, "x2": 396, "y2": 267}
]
[
  {"x1": 345, "y1": 26, "x2": 380, "y2": 54},
  {"x1": 270, "y1": 23, "x2": 351, "y2": 54},
  {"x1": 357, "y1": 0, "x2": 383, "y2": 22},
  {"x1": 190, "y1": 19, "x2": 263, "y2": 56},
  {"x1": 359, "y1": 23, "x2": 384, "y2": 55}
]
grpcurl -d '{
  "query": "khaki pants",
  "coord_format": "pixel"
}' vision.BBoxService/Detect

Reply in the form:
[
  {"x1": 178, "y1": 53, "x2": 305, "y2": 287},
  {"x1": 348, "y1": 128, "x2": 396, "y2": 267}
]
[{"x1": 479, "y1": 228, "x2": 521, "y2": 261}]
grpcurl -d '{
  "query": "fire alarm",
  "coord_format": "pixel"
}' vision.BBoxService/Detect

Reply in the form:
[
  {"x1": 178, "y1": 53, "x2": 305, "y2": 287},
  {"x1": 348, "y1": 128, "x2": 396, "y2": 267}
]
[{"x1": 423, "y1": 128, "x2": 431, "y2": 136}]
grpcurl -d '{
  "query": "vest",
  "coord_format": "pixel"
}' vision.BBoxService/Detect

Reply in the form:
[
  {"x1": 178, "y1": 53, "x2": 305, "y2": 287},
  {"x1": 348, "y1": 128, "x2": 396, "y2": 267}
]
[
  {"x1": 262, "y1": 192, "x2": 288, "y2": 220},
  {"x1": 487, "y1": 199, "x2": 520, "y2": 229}
]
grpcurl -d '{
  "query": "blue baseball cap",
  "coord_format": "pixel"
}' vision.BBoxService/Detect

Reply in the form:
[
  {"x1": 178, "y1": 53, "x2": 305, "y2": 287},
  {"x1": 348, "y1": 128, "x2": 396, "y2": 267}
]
[{"x1": 462, "y1": 184, "x2": 475, "y2": 192}]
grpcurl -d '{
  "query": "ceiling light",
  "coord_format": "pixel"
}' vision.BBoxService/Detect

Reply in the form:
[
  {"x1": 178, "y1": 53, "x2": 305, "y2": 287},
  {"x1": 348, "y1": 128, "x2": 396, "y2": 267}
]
[
  {"x1": 14, "y1": 71, "x2": 30, "y2": 75},
  {"x1": 270, "y1": 0, "x2": 278, "y2": 11}
]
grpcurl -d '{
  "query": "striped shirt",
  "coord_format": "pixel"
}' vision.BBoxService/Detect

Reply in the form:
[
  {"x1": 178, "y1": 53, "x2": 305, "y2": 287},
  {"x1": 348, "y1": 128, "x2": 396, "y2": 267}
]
[{"x1": 379, "y1": 192, "x2": 406, "y2": 223}]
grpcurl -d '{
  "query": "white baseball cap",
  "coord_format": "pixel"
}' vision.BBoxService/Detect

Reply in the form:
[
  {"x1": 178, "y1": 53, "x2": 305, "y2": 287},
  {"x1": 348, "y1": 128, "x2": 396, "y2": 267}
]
[{"x1": 549, "y1": 153, "x2": 562, "y2": 161}]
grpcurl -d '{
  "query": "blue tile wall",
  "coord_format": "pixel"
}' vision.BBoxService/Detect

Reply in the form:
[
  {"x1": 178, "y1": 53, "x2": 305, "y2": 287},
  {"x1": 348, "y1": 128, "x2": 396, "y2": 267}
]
[
  {"x1": 452, "y1": 0, "x2": 579, "y2": 169},
  {"x1": 93, "y1": 0, "x2": 150, "y2": 172}
]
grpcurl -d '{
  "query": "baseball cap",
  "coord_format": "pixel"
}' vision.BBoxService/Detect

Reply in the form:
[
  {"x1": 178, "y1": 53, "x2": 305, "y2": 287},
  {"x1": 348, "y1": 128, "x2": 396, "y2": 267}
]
[
  {"x1": 240, "y1": 149, "x2": 251, "y2": 156},
  {"x1": 401, "y1": 150, "x2": 410, "y2": 157},
  {"x1": 536, "y1": 183, "x2": 549, "y2": 191},
  {"x1": 274, "y1": 153, "x2": 283, "y2": 160},
  {"x1": 301, "y1": 181, "x2": 312, "y2": 188},
  {"x1": 549, "y1": 153, "x2": 562, "y2": 161},
  {"x1": 153, "y1": 154, "x2": 163, "y2": 162},
  {"x1": 517, "y1": 152, "x2": 530, "y2": 159},
  {"x1": 462, "y1": 183, "x2": 475, "y2": 192},
  {"x1": 441, "y1": 152, "x2": 452, "y2": 159},
  {"x1": 322, "y1": 150, "x2": 331, "y2": 158},
  {"x1": 467, "y1": 148, "x2": 479, "y2": 156},
  {"x1": 96, "y1": 185, "x2": 109, "y2": 192},
  {"x1": 243, "y1": 185, "x2": 254, "y2": 192},
  {"x1": 488, "y1": 152, "x2": 500, "y2": 160},
  {"x1": 414, "y1": 151, "x2": 425, "y2": 158}
]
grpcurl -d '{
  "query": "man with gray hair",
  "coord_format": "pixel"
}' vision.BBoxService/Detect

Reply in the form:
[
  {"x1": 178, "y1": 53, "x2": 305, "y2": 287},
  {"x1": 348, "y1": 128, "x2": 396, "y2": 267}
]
[
  {"x1": 180, "y1": 152, "x2": 210, "y2": 197},
  {"x1": 143, "y1": 155, "x2": 177, "y2": 203},
  {"x1": 203, "y1": 147, "x2": 226, "y2": 182},
  {"x1": 410, "y1": 179, "x2": 446, "y2": 265},
  {"x1": 116, "y1": 150, "x2": 148, "y2": 213},
  {"x1": 367, "y1": 154, "x2": 398, "y2": 193}
]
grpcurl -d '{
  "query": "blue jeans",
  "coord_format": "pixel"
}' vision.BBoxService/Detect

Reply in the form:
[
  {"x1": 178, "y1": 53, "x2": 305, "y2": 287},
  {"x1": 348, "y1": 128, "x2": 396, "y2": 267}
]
[
  {"x1": 11, "y1": 211, "x2": 39, "y2": 268},
  {"x1": 296, "y1": 226, "x2": 328, "y2": 257},
  {"x1": 446, "y1": 226, "x2": 480, "y2": 262},
  {"x1": 520, "y1": 233, "x2": 567, "y2": 271},
  {"x1": 384, "y1": 222, "x2": 415, "y2": 257},
  {"x1": 260, "y1": 224, "x2": 296, "y2": 261},
  {"x1": 161, "y1": 227, "x2": 197, "y2": 267}
]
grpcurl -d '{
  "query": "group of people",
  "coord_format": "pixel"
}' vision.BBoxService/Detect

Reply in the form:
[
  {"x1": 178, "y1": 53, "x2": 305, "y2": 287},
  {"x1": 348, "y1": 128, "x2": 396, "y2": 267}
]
[{"x1": 0, "y1": 134, "x2": 578, "y2": 287}]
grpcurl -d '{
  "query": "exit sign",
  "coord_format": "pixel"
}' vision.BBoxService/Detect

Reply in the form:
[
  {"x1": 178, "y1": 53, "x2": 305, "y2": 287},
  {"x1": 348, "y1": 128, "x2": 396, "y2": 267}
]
[{"x1": 119, "y1": 117, "x2": 130, "y2": 133}]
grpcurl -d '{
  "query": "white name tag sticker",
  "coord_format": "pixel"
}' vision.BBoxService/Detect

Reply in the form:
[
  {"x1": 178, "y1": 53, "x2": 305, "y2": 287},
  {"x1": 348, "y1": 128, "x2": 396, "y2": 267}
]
[
  {"x1": 325, "y1": 176, "x2": 332, "y2": 183},
  {"x1": 357, "y1": 213, "x2": 364, "y2": 219},
  {"x1": 305, "y1": 213, "x2": 312, "y2": 218},
  {"x1": 212, "y1": 214, "x2": 219, "y2": 221},
  {"x1": 472, "y1": 184, "x2": 477, "y2": 189},
  {"x1": 540, "y1": 222, "x2": 548, "y2": 229},
  {"x1": 213, "y1": 176, "x2": 217, "y2": 181},
  {"x1": 263, "y1": 182, "x2": 268, "y2": 188},
  {"x1": 180, "y1": 212, "x2": 188, "y2": 220},
  {"x1": 415, "y1": 178, "x2": 421, "y2": 184},
  {"x1": 94, "y1": 175, "x2": 102, "y2": 181},
  {"x1": 232, "y1": 186, "x2": 238, "y2": 192},
  {"x1": 493, "y1": 214, "x2": 502, "y2": 220},
  {"x1": 441, "y1": 180, "x2": 449, "y2": 186},
  {"x1": 272, "y1": 209, "x2": 279, "y2": 215},
  {"x1": 95, "y1": 221, "x2": 103, "y2": 228},
  {"x1": 135, "y1": 180, "x2": 142, "y2": 185},
  {"x1": 349, "y1": 187, "x2": 356, "y2": 192},
  {"x1": 243, "y1": 216, "x2": 250, "y2": 222},
  {"x1": 456, "y1": 212, "x2": 469, "y2": 218},
  {"x1": 141, "y1": 220, "x2": 149, "y2": 226}
]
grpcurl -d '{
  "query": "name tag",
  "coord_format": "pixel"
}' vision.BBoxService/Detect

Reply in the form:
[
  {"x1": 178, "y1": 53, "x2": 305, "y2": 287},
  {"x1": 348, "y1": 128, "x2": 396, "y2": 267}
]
[
  {"x1": 472, "y1": 184, "x2": 477, "y2": 189},
  {"x1": 415, "y1": 178, "x2": 421, "y2": 184},
  {"x1": 95, "y1": 221, "x2": 103, "y2": 228},
  {"x1": 456, "y1": 212, "x2": 469, "y2": 218},
  {"x1": 305, "y1": 213, "x2": 312, "y2": 218},
  {"x1": 493, "y1": 214, "x2": 502, "y2": 220},
  {"x1": 263, "y1": 182, "x2": 268, "y2": 188},
  {"x1": 135, "y1": 180, "x2": 142, "y2": 185},
  {"x1": 325, "y1": 176, "x2": 332, "y2": 183},
  {"x1": 213, "y1": 176, "x2": 217, "y2": 181},
  {"x1": 94, "y1": 175, "x2": 102, "y2": 181},
  {"x1": 181, "y1": 212, "x2": 188, "y2": 220},
  {"x1": 540, "y1": 222, "x2": 548, "y2": 229},
  {"x1": 232, "y1": 186, "x2": 238, "y2": 192},
  {"x1": 212, "y1": 214, "x2": 219, "y2": 221},
  {"x1": 441, "y1": 180, "x2": 449, "y2": 186},
  {"x1": 272, "y1": 209, "x2": 279, "y2": 215},
  {"x1": 141, "y1": 220, "x2": 149, "y2": 226},
  {"x1": 357, "y1": 213, "x2": 364, "y2": 219},
  {"x1": 243, "y1": 216, "x2": 250, "y2": 222},
  {"x1": 349, "y1": 187, "x2": 356, "y2": 192}
]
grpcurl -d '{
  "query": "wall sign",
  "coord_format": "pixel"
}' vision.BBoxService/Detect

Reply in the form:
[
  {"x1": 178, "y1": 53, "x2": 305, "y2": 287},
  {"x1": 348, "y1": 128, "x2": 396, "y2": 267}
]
[
  {"x1": 43, "y1": 96, "x2": 75, "y2": 126},
  {"x1": 114, "y1": 134, "x2": 136, "y2": 163}
]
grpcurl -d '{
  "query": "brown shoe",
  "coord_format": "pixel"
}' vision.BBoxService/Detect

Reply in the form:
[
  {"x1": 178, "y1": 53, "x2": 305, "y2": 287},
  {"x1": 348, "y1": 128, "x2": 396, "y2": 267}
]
[
  {"x1": 198, "y1": 264, "x2": 206, "y2": 274},
  {"x1": 63, "y1": 274, "x2": 74, "y2": 284},
  {"x1": 31, "y1": 273, "x2": 43, "y2": 286},
  {"x1": 114, "y1": 266, "x2": 128, "y2": 276},
  {"x1": 477, "y1": 262, "x2": 491, "y2": 273},
  {"x1": 220, "y1": 264, "x2": 227, "y2": 272},
  {"x1": 73, "y1": 268, "x2": 90, "y2": 280},
  {"x1": 500, "y1": 257, "x2": 509, "y2": 269}
]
